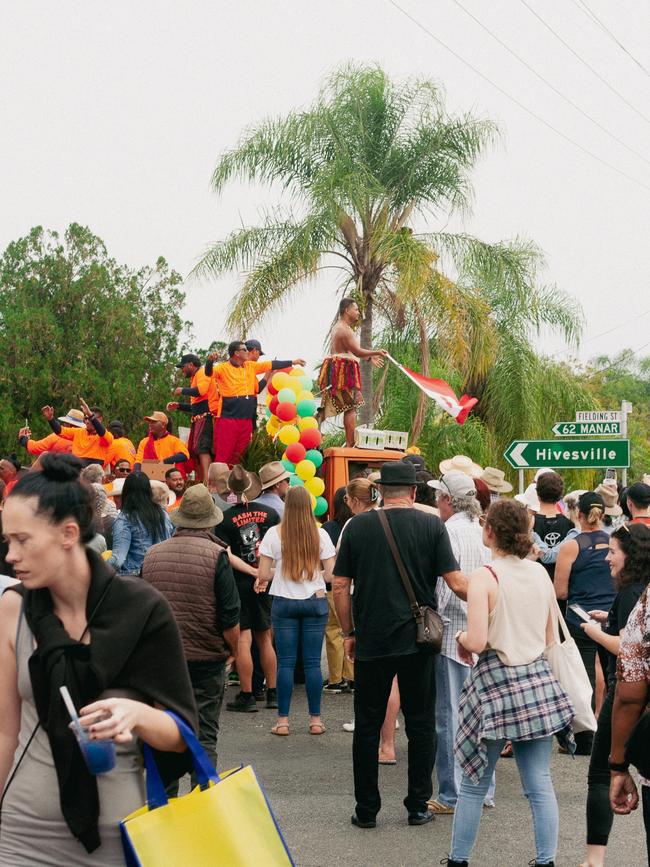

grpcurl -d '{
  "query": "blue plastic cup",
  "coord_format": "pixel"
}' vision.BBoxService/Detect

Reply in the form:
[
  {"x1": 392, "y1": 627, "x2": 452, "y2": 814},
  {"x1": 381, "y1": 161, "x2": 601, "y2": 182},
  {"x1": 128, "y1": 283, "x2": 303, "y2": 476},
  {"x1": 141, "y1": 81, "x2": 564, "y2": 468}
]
[{"x1": 73, "y1": 726, "x2": 116, "y2": 775}]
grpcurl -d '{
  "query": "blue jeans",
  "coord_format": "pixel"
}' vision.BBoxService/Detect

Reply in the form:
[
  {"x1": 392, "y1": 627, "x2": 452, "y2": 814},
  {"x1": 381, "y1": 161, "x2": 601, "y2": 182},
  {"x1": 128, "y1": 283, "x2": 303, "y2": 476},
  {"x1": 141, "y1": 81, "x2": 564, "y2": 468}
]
[
  {"x1": 435, "y1": 654, "x2": 495, "y2": 807},
  {"x1": 271, "y1": 594, "x2": 328, "y2": 717},
  {"x1": 450, "y1": 737, "x2": 557, "y2": 864}
]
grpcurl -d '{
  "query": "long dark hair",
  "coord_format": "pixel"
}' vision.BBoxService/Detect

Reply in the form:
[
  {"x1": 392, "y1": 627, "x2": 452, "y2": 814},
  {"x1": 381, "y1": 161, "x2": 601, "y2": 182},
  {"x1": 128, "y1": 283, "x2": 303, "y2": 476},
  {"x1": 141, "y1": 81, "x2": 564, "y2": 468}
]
[
  {"x1": 120, "y1": 472, "x2": 168, "y2": 541},
  {"x1": 332, "y1": 486, "x2": 352, "y2": 527},
  {"x1": 610, "y1": 523, "x2": 650, "y2": 590}
]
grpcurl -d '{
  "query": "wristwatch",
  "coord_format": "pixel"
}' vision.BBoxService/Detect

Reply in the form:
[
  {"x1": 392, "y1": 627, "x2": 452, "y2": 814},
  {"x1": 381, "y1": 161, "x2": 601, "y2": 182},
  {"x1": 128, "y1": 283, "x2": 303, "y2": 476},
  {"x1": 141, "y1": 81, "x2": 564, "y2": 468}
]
[
  {"x1": 341, "y1": 629, "x2": 355, "y2": 638},
  {"x1": 608, "y1": 760, "x2": 629, "y2": 772}
]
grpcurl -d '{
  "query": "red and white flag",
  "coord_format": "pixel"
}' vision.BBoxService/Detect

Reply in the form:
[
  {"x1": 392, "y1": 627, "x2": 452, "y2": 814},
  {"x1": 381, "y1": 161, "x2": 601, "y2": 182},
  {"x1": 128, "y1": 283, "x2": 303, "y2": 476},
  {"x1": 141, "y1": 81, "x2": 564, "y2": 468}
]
[{"x1": 387, "y1": 356, "x2": 477, "y2": 425}]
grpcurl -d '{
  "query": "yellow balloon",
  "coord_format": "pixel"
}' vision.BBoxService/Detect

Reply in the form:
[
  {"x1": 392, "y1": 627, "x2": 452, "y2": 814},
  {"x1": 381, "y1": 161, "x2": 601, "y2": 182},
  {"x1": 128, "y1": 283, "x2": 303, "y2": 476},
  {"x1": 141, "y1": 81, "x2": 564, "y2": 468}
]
[
  {"x1": 289, "y1": 367, "x2": 305, "y2": 377},
  {"x1": 298, "y1": 416, "x2": 318, "y2": 431},
  {"x1": 278, "y1": 425, "x2": 300, "y2": 445},
  {"x1": 265, "y1": 392, "x2": 274, "y2": 407},
  {"x1": 296, "y1": 459, "x2": 317, "y2": 480},
  {"x1": 287, "y1": 379, "x2": 302, "y2": 395},
  {"x1": 305, "y1": 476, "x2": 325, "y2": 497},
  {"x1": 297, "y1": 389, "x2": 314, "y2": 402},
  {"x1": 266, "y1": 419, "x2": 280, "y2": 436},
  {"x1": 309, "y1": 492, "x2": 317, "y2": 510},
  {"x1": 271, "y1": 372, "x2": 292, "y2": 391}
]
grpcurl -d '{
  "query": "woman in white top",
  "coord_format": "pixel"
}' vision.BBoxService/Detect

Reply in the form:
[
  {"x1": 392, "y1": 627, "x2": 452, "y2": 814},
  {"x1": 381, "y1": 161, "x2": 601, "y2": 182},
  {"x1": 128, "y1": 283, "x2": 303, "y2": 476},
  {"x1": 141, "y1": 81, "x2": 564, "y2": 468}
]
[
  {"x1": 445, "y1": 499, "x2": 574, "y2": 867},
  {"x1": 256, "y1": 486, "x2": 336, "y2": 736}
]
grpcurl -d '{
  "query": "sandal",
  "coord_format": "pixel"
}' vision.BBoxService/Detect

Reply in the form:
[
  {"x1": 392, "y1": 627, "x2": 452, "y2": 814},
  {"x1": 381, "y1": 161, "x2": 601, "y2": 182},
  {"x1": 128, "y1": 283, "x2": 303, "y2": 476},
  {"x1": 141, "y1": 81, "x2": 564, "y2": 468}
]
[
  {"x1": 309, "y1": 722, "x2": 326, "y2": 735},
  {"x1": 426, "y1": 799, "x2": 455, "y2": 815},
  {"x1": 271, "y1": 723, "x2": 290, "y2": 736}
]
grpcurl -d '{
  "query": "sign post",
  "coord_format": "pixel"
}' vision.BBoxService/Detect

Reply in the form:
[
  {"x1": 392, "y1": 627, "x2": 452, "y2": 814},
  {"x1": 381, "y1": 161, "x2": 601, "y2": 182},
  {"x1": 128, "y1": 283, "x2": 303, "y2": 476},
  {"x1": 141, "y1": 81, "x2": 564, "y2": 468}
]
[
  {"x1": 620, "y1": 401, "x2": 633, "y2": 486},
  {"x1": 504, "y1": 439, "x2": 630, "y2": 470}
]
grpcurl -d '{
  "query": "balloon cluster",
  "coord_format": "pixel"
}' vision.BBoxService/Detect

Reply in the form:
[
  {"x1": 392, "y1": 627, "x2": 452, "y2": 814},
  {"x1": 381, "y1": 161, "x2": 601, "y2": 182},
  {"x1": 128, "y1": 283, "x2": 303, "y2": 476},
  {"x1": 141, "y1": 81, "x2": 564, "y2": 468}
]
[{"x1": 264, "y1": 368, "x2": 327, "y2": 517}]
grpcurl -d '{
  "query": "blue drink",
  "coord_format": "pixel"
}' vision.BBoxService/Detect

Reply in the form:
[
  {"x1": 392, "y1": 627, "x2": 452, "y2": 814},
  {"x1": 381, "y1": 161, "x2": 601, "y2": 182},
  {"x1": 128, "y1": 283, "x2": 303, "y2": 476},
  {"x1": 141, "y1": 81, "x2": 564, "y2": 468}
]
[{"x1": 79, "y1": 738, "x2": 116, "y2": 775}]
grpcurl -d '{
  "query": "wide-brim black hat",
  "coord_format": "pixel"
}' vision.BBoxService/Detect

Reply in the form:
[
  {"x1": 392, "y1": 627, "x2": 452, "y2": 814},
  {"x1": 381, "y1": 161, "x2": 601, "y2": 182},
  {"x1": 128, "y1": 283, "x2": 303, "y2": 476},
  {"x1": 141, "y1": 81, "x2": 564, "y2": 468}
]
[{"x1": 379, "y1": 461, "x2": 417, "y2": 486}]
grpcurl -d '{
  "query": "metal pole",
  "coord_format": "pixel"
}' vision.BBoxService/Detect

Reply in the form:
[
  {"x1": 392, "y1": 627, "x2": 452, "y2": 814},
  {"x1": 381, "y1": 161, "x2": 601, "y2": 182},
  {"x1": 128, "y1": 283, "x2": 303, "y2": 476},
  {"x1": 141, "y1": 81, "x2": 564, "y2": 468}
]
[
  {"x1": 621, "y1": 399, "x2": 632, "y2": 487},
  {"x1": 518, "y1": 469, "x2": 525, "y2": 495}
]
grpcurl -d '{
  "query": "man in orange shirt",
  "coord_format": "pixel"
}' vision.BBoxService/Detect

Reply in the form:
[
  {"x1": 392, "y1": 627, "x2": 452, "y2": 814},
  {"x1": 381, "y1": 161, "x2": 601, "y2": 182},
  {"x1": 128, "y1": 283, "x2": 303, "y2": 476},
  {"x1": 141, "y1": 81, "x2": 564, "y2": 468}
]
[
  {"x1": 164, "y1": 467, "x2": 186, "y2": 511},
  {"x1": 166, "y1": 353, "x2": 217, "y2": 482},
  {"x1": 106, "y1": 420, "x2": 137, "y2": 470},
  {"x1": 208, "y1": 341, "x2": 305, "y2": 467},
  {"x1": 135, "y1": 411, "x2": 190, "y2": 473},
  {"x1": 41, "y1": 399, "x2": 114, "y2": 467},
  {"x1": 17, "y1": 409, "x2": 80, "y2": 457}
]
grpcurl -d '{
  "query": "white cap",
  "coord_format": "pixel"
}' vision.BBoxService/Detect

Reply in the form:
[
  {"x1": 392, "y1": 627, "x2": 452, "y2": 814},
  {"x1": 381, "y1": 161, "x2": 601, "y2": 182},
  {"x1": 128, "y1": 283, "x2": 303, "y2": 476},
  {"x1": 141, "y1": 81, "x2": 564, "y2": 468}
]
[
  {"x1": 428, "y1": 471, "x2": 477, "y2": 498},
  {"x1": 534, "y1": 467, "x2": 555, "y2": 482},
  {"x1": 515, "y1": 484, "x2": 540, "y2": 513}
]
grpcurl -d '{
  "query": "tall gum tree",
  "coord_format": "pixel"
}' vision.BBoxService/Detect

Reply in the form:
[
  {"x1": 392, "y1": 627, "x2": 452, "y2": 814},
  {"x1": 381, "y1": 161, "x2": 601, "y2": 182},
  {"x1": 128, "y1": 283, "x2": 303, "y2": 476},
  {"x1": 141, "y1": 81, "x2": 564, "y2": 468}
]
[{"x1": 196, "y1": 64, "x2": 581, "y2": 425}]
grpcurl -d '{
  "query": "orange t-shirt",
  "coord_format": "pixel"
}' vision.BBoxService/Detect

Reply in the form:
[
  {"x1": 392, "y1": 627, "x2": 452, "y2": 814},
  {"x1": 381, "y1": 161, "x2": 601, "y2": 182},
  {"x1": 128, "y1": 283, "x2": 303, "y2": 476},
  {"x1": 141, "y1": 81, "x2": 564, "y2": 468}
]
[
  {"x1": 58, "y1": 426, "x2": 114, "y2": 465},
  {"x1": 135, "y1": 433, "x2": 190, "y2": 465},
  {"x1": 107, "y1": 436, "x2": 137, "y2": 468},
  {"x1": 26, "y1": 433, "x2": 73, "y2": 456}
]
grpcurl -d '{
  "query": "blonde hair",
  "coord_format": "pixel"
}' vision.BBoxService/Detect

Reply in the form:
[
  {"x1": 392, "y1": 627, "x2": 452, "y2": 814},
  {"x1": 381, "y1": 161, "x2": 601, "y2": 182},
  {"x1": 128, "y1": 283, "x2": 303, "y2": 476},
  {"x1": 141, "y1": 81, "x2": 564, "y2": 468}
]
[
  {"x1": 346, "y1": 478, "x2": 379, "y2": 507},
  {"x1": 280, "y1": 486, "x2": 321, "y2": 582},
  {"x1": 584, "y1": 505, "x2": 604, "y2": 526}
]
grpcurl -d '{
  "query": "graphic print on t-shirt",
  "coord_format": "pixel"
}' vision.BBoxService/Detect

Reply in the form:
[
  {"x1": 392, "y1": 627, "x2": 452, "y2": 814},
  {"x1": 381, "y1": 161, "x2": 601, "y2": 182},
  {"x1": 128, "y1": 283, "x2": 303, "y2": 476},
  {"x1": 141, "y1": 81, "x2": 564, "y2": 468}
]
[{"x1": 237, "y1": 520, "x2": 261, "y2": 564}]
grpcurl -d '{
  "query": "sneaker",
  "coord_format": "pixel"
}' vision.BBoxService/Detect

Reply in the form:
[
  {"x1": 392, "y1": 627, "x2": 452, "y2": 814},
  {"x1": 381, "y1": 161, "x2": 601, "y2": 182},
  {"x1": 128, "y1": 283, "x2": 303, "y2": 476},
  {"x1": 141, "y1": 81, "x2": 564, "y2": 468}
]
[
  {"x1": 323, "y1": 681, "x2": 348, "y2": 694},
  {"x1": 253, "y1": 689, "x2": 265, "y2": 701},
  {"x1": 342, "y1": 720, "x2": 355, "y2": 732},
  {"x1": 408, "y1": 810, "x2": 435, "y2": 826},
  {"x1": 228, "y1": 671, "x2": 240, "y2": 686},
  {"x1": 226, "y1": 691, "x2": 257, "y2": 712},
  {"x1": 265, "y1": 688, "x2": 278, "y2": 709}
]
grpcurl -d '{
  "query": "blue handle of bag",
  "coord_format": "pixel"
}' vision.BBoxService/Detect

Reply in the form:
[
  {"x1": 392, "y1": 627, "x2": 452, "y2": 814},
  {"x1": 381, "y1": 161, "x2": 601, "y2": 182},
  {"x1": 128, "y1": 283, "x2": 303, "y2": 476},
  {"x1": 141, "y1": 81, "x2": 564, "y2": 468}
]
[{"x1": 143, "y1": 710, "x2": 220, "y2": 810}]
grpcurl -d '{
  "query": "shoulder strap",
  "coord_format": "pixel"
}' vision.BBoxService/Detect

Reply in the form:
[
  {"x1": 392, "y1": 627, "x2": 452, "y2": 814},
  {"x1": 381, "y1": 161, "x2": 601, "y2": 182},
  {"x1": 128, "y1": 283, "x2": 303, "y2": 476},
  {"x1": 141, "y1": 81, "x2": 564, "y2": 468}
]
[
  {"x1": 377, "y1": 510, "x2": 420, "y2": 615},
  {"x1": 484, "y1": 564, "x2": 499, "y2": 583}
]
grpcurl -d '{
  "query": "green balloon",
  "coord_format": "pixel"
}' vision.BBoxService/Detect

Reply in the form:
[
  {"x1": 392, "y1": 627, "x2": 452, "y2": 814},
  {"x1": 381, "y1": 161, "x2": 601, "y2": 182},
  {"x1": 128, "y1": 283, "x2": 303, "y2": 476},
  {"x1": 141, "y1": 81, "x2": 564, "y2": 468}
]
[
  {"x1": 314, "y1": 496, "x2": 328, "y2": 516},
  {"x1": 305, "y1": 449, "x2": 323, "y2": 468},
  {"x1": 281, "y1": 458, "x2": 295, "y2": 473},
  {"x1": 265, "y1": 407, "x2": 271, "y2": 419},
  {"x1": 300, "y1": 376, "x2": 313, "y2": 391},
  {"x1": 297, "y1": 399, "x2": 317, "y2": 418},
  {"x1": 289, "y1": 474, "x2": 304, "y2": 487},
  {"x1": 278, "y1": 387, "x2": 296, "y2": 404}
]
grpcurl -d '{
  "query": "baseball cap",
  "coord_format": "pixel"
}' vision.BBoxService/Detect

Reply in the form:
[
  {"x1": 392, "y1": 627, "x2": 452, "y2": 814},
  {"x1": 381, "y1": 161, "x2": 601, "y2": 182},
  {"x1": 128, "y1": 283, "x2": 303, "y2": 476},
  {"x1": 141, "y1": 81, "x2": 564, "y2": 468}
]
[
  {"x1": 144, "y1": 411, "x2": 169, "y2": 426},
  {"x1": 626, "y1": 482, "x2": 650, "y2": 509},
  {"x1": 578, "y1": 491, "x2": 605, "y2": 514},
  {"x1": 428, "y1": 471, "x2": 477, "y2": 498},
  {"x1": 245, "y1": 339, "x2": 264, "y2": 355},
  {"x1": 175, "y1": 353, "x2": 201, "y2": 368}
]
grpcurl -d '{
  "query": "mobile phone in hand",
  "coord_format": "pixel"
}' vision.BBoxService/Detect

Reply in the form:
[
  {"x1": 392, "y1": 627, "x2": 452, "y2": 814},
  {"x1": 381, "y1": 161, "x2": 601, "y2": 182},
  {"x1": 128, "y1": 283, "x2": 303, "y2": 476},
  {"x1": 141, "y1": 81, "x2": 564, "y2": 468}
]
[{"x1": 569, "y1": 603, "x2": 596, "y2": 624}]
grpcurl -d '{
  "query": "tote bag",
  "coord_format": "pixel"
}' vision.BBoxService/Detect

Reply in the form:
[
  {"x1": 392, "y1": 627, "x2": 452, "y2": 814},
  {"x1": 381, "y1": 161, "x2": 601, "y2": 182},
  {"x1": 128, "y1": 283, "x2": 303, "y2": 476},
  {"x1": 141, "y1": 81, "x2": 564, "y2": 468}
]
[
  {"x1": 545, "y1": 599, "x2": 597, "y2": 734},
  {"x1": 121, "y1": 713, "x2": 295, "y2": 867}
]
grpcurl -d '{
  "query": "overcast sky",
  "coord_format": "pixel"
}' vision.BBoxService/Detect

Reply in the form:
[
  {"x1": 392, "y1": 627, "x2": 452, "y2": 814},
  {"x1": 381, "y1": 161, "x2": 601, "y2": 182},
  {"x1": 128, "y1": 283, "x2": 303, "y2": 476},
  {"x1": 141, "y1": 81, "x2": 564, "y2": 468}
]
[{"x1": 2, "y1": 0, "x2": 649, "y2": 375}]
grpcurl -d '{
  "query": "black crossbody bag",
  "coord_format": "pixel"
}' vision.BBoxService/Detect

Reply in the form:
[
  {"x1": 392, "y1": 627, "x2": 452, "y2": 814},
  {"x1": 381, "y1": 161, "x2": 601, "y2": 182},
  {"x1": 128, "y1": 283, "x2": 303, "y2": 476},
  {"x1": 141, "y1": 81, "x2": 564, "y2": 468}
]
[{"x1": 377, "y1": 510, "x2": 443, "y2": 654}]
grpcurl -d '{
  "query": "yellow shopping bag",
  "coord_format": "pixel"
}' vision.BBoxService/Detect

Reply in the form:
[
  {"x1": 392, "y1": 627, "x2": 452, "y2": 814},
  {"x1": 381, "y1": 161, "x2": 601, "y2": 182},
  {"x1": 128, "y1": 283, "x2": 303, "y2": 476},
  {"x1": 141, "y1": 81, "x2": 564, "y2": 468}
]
[{"x1": 120, "y1": 713, "x2": 294, "y2": 866}]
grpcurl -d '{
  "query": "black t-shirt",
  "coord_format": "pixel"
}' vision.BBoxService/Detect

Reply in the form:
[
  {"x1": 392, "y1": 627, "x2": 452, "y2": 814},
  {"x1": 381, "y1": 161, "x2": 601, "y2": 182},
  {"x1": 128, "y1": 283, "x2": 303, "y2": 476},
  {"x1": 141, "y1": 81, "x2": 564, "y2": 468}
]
[
  {"x1": 604, "y1": 581, "x2": 645, "y2": 680},
  {"x1": 533, "y1": 513, "x2": 575, "y2": 580},
  {"x1": 334, "y1": 508, "x2": 458, "y2": 661},
  {"x1": 214, "y1": 501, "x2": 279, "y2": 582}
]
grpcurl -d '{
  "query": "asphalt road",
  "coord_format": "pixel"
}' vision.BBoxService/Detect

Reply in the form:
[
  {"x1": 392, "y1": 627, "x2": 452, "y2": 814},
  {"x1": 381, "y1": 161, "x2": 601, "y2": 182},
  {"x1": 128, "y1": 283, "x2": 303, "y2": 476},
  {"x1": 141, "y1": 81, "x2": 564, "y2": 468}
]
[{"x1": 213, "y1": 684, "x2": 647, "y2": 867}]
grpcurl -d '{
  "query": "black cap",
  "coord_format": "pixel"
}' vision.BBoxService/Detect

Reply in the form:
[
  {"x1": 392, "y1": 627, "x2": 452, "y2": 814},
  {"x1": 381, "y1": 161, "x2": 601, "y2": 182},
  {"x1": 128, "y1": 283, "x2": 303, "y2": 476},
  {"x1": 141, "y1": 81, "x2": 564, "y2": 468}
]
[
  {"x1": 175, "y1": 353, "x2": 201, "y2": 368},
  {"x1": 626, "y1": 482, "x2": 650, "y2": 508},
  {"x1": 245, "y1": 339, "x2": 264, "y2": 355},
  {"x1": 578, "y1": 491, "x2": 605, "y2": 514},
  {"x1": 379, "y1": 461, "x2": 417, "y2": 486},
  {"x1": 402, "y1": 454, "x2": 425, "y2": 470}
]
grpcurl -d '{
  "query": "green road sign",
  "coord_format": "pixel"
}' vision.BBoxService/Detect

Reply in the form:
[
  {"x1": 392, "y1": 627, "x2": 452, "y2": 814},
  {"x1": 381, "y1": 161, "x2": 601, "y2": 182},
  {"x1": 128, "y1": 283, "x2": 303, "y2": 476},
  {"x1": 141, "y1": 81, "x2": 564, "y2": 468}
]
[
  {"x1": 552, "y1": 421, "x2": 621, "y2": 437},
  {"x1": 504, "y1": 439, "x2": 630, "y2": 469}
]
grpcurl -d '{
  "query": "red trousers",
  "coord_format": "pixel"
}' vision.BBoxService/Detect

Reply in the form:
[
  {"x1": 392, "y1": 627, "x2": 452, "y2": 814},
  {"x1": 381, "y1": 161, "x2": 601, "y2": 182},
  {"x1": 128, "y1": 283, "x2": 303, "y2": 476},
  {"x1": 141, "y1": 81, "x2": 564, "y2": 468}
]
[{"x1": 213, "y1": 417, "x2": 253, "y2": 467}]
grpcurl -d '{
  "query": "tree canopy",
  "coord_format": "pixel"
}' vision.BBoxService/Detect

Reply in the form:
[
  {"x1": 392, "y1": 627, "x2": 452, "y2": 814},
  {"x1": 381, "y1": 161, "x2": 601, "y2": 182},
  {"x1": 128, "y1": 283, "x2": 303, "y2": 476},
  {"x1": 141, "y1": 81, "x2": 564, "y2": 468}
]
[{"x1": 0, "y1": 224, "x2": 189, "y2": 447}]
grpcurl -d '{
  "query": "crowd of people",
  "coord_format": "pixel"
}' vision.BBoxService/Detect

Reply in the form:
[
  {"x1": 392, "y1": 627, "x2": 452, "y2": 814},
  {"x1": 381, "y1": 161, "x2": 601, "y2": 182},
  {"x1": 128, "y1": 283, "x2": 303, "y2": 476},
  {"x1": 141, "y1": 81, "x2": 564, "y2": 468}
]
[{"x1": 0, "y1": 380, "x2": 649, "y2": 865}]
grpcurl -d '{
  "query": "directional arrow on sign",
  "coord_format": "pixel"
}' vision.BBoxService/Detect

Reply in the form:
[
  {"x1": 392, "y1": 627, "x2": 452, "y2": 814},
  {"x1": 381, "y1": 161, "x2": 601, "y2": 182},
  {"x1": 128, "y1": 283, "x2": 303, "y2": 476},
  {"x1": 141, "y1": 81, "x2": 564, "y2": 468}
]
[{"x1": 504, "y1": 439, "x2": 630, "y2": 469}]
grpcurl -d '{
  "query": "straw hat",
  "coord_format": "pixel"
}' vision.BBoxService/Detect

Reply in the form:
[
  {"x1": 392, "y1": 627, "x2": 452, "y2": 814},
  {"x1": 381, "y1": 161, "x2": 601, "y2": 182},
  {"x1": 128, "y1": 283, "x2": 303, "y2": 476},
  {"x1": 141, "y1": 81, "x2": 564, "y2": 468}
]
[
  {"x1": 171, "y1": 484, "x2": 223, "y2": 529},
  {"x1": 150, "y1": 480, "x2": 176, "y2": 508},
  {"x1": 58, "y1": 408, "x2": 86, "y2": 428},
  {"x1": 479, "y1": 466, "x2": 513, "y2": 494},
  {"x1": 438, "y1": 454, "x2": 483, "y2": 478},
  {"x1": 220, "y1": 464, "x2": 262, "y2": 501},
  {"x1": 594, "y1": 483, "x2": 623, "y2": 517}
]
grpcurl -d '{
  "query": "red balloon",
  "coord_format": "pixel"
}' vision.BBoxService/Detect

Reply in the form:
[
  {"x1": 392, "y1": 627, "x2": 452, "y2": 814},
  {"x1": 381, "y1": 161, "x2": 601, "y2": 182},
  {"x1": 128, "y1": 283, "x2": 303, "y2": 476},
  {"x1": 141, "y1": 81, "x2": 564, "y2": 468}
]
[
  {"x1": 276, "y1": 401, "x2": 298, "y2": 421},
  {"x1": 267, "y1": 381, "x2": 279, "y2": 396},
  {"x1": 285, "y1": 442, "x2": 306, "y2": 464},
  {"x1": 300, "y1": 427, "x2": 322, "y2": 449},
  {"x1": 269, "y1": 396, "x2": 280, "y2": 415}
]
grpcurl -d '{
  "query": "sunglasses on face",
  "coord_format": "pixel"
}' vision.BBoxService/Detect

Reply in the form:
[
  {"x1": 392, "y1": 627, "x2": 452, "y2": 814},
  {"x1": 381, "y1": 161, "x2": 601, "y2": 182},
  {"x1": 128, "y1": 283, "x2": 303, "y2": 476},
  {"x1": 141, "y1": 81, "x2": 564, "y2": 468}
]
[{"x1": 115, "y1": 466, "x2": 131, "y2": 474}]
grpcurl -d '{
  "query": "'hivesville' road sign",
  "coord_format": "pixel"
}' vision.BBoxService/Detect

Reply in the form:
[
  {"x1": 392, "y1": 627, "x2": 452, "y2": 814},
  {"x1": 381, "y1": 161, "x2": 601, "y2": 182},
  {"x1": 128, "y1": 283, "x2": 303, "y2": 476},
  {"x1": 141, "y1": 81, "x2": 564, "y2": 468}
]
[
  {"x1": 504, "y1": 439, "x2": 630, "y2": 469},
  {"x1": 552, "y1": 421, "x2": 621, "y2": 437}
]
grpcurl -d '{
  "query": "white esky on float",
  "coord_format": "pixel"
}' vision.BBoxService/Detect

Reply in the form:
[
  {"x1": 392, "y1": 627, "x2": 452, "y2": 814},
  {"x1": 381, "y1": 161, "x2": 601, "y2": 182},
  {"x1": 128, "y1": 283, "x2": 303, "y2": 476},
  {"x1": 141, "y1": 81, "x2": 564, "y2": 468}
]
[{"x1": 1, "y1": 0, "x2": 649, "y2": 381}]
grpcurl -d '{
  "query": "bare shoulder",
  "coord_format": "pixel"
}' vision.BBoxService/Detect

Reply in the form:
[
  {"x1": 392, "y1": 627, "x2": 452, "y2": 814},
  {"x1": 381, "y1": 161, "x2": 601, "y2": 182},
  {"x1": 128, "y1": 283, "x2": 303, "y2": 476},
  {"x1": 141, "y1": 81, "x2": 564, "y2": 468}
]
[
  {"x1": 330, "y1": 321, "x2": 353, "y2": 353},
  {"x1": 0, "y1": 589, "x2": 22, "y2": 646}
]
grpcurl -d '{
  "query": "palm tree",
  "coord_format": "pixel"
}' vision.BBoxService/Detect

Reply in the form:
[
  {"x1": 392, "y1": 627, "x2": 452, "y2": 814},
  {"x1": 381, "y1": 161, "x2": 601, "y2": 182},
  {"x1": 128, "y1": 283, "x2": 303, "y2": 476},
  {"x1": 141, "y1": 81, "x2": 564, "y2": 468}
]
[{"x1": 195, "y1": 64, "x2": 579, "y2": 424}]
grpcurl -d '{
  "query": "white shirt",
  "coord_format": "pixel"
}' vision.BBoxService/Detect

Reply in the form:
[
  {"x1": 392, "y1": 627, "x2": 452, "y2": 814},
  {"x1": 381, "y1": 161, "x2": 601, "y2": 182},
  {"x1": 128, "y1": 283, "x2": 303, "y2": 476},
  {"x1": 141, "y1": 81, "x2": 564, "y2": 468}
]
[
  {"x1": 436, "y1": 512, "x2": 491, "y2": 664},
  {"x1": 259, "y1": 526, "x2": 336, "y2": 600}
]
